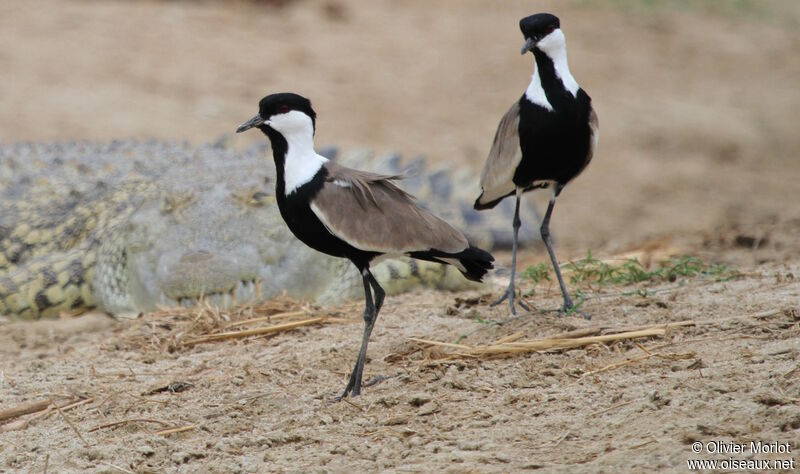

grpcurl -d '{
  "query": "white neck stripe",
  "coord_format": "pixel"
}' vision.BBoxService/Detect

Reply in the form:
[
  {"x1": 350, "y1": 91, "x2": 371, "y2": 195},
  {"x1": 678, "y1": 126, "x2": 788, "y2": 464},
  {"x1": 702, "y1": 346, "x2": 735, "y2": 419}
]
[
  {"x1": 525, "y1": 64, "x2": 553, "y2": 111},
  {"x1": 534, "y1": 28, "x2": 580, "y2": 98},
  {"x1": 283, "y1": 139, "x2": 327, "y2": 196}
]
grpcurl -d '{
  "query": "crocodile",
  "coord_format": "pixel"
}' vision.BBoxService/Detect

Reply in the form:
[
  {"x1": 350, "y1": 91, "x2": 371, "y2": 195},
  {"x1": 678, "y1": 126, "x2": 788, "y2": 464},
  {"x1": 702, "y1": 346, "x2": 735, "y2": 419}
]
[{"x1": 0, "y1": 139, "x2": 542, "y2": 320}]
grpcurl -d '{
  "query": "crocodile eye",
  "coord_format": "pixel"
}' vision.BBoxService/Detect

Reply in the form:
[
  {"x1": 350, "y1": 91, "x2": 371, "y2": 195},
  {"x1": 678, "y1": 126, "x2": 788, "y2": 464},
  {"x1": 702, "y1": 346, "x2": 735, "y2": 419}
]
[{"x1": 278, "y1": 105, "x2": 290, "y2": 114}]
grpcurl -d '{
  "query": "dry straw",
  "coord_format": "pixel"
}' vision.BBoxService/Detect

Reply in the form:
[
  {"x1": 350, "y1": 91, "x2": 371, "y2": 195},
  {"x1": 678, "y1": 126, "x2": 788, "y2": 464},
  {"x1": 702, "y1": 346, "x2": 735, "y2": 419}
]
[
  {"x1": 126, "y1": 295, "x2": 352, "y2": 351},
  {"x1": 410, "y1": 320, "x2": 696, "y2": 359}
]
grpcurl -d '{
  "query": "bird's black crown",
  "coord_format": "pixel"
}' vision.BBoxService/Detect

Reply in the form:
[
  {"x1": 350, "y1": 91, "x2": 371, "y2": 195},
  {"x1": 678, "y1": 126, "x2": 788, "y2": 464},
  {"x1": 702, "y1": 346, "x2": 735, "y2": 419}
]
[
  {"x1": 258, "y1": 92, "x2": 317, "y2": 128},
  {"x1": 519, "y1": 13, "x2": 560, "y2": 41}
]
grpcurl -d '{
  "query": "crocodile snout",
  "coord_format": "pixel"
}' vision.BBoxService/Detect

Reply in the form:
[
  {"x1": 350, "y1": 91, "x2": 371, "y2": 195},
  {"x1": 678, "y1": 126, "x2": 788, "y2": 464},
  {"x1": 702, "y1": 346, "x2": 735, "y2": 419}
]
[{"x1": 160, "y1": 250, "x2": 261, "y2": 306}]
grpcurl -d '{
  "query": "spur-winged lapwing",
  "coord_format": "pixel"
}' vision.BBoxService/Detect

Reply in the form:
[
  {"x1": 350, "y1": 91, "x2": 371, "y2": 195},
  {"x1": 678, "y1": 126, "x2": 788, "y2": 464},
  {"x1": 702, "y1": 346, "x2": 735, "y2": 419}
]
[
  {"x1": 474, "y1": 13, "x2": 598, "y2": 317},
  {"x1": 237, "y1": 93, "x2": 494, "y2": 398}
]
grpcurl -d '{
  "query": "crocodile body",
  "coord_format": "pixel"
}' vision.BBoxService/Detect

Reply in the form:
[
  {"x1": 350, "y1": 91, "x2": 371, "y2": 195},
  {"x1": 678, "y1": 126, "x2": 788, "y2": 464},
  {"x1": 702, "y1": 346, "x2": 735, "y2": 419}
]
[{"x1": 0, "y1": 139, "x2": 542, "y2": 319}]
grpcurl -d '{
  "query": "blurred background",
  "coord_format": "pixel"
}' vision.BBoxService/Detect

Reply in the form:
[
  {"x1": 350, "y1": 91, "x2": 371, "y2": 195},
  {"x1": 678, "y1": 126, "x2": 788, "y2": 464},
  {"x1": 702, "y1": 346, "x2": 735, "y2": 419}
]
[{"x1": 1, "y1": 0, "x2": 799, "y2": 258}]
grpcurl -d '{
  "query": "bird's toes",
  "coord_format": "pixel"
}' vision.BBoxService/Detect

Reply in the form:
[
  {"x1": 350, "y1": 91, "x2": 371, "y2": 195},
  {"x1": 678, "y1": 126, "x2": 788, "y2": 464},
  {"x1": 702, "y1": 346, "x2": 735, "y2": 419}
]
[{"x1": 490, "y1": 288, "x2": 512, "y2": 308}]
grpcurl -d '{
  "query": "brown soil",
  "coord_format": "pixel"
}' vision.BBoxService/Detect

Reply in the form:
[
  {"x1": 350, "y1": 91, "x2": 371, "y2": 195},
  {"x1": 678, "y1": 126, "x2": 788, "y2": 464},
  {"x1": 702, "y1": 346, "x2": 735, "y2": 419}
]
[{"x1": 1, "y1": 1, "x2": 800, "y2": 472}]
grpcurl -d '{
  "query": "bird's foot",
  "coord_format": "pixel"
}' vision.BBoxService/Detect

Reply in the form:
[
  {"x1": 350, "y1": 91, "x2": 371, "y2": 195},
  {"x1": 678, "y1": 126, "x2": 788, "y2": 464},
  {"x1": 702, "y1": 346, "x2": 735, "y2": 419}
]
[
  {"x1": 333, "y1": 386, "x2": 358, "y2": 403},
  {"x1": 334, "y1": 367, "x2": 362, "y2": 402},
  {"x1": 331, "y1": 374, "x2": 385, "y2": 403},
  {"x1": 490, "y1": 285, "x2": 530, "y2": 316},
  {"x1": 333, "y1": 386, "x2": 357, "y2": 403}
]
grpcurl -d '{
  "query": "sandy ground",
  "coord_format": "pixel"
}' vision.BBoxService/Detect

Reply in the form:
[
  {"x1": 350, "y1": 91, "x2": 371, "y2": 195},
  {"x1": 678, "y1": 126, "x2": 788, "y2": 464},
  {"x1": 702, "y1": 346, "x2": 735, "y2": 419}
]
[{"x1": 1, "y1": 0, "x2": 800, "y2": 472}]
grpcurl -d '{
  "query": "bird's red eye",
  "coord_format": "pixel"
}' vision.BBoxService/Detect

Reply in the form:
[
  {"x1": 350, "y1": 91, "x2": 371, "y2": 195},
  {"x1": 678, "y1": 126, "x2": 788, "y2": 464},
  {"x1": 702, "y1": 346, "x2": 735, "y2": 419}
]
[
  {"x1": 546, "y1": 25, "x2": 556, "y2": 34},
  {"x1": 279, "y1": 105, "x2": 290, "y2": 114}
]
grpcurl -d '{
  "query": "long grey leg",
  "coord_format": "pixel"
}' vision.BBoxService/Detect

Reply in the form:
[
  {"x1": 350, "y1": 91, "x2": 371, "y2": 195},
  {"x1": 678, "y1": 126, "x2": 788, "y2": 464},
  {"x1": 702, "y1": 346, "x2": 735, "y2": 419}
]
[
  {"x1": 491, "y1": 189, "x2": 530, "y2": 315},
  {"x1": 367, "y1": 271, "x2": 385, "y2": 315},
  {"x1": 541, "y1": 185, "x2": 589, "y2": 319},
  {"x1": 339, "y1": 268, "x2": 384, "y2": 399}
]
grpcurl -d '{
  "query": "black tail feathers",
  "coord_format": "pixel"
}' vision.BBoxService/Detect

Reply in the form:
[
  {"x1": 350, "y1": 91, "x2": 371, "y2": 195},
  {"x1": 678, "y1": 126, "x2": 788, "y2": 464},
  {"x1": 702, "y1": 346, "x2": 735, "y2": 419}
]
[
  {"x1": 408, "y1": 246, "x2": 494, "y2": 283},
  {"x1": 454, "y1": 245, "x2": 495, "y2": 282}
]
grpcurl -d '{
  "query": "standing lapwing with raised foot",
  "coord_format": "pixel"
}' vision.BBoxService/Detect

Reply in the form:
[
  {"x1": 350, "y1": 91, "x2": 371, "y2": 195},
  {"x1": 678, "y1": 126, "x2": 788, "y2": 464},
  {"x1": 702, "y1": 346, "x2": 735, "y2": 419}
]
[
  {"x1": 474, "y1": 13, "x2": 598, "y2": 318},
  {"x1": 237, "y1": 93, "x2": 494, "y2": 398}
]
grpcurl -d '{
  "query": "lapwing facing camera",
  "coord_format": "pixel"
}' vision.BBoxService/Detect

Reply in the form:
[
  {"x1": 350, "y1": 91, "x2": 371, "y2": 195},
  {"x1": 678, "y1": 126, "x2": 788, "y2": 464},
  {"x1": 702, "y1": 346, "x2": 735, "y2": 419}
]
[
  {"x1": 474, "y1": 13, "x2": 598, "y2": 317},
  {"x1": 237, "y1": 93, "x2": 494, "y2": 398}
]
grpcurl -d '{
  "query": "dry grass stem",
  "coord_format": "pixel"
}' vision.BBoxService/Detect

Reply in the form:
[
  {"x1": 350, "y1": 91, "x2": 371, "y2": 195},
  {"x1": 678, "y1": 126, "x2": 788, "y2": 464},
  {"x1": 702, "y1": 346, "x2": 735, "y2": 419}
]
[
  {"x1": 182, "y1": 317, "x2": 327, "y2": 346},
  {"x1": 341, "y1": 398, "x2": 365, "y2": 411},
  {"x1": 58, "y1": 398, "x2": 94, "y2": 412},
  {"x1": 0, "y1": 399, "x2": 50, "y2": 422},
  {"x1": 411, "y1": 339, "x2": 471, "y2": 351},
  {"x1": 50, "y1": 396, "x2": 88, "y2": 447},
  {"x1": 0, "y1": 406, "x2": 53, "y2": 432},
  {"x1": 547, "y1": 327, "x2": 603, "y2": 339},
  {"x1": 125, "y1": 296, "x2": 348, "y2": 351},
  {"x1": 589, "y1": 399, "x2": 637, "y2": 417},
  {"x1": 411, "y1": 321, "x2": 696, "y2": 359},
  {"x1": 154, "y1": 425, "x2": 196, "y2": 436},
  {"x1": 0, "y1": 396, "x2": 90, "y2": 432},
  {"x1": 88, "y1": 418, "x2": 171, "y2": 433},
  {"x1": 494, "y1": 331, "x2": 525, "y2": 344},
  {"x1": 539, "y1": 320, "x2": 695, "y2": 340},
  {"x1": 630, "y1": 438, "x2": 659, "y2": 449},
  {"x1": 222, "y1": 310, "x2": 309, "y2": 329}
]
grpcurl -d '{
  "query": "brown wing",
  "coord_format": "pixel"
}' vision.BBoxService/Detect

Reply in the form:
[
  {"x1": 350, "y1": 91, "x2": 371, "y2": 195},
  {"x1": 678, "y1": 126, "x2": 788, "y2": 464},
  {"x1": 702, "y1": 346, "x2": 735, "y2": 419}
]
[
  {"x1": 311, "y1": 162, "x2": 469, "y2": 255},
  {"x1": 476, "y1": 101, "x2": 522, "y2": 206}
]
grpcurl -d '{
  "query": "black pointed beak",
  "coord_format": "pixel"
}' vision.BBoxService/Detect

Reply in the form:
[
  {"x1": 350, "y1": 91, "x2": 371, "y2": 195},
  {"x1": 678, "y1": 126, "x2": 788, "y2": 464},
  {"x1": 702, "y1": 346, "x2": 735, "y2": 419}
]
[
  {"x1": 236, "y1": 114, "x2": 265, "y2": 133},
  {"x1": 520, "y1": 37, "x2": 536, "y2": 55}
]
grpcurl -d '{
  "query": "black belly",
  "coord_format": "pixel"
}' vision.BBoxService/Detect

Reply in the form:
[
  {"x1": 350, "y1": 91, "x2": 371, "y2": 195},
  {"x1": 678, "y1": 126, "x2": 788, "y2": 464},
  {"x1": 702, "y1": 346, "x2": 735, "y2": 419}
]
[{"x1": 515, "y1": 91, "x2": 594, "y2": 187}]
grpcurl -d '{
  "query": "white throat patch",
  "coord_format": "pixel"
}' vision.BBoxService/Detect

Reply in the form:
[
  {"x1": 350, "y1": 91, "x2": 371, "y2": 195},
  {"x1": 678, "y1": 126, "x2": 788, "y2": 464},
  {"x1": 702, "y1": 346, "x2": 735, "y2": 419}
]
[{"x1": 269, "y1": 111, "x2": 328, "y2": 195}]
